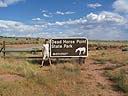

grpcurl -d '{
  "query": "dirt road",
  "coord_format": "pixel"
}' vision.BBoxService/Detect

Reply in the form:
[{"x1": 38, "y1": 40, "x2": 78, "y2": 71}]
[{"x1": 80, "y1": 59, "x2": 123, "y2": 96}]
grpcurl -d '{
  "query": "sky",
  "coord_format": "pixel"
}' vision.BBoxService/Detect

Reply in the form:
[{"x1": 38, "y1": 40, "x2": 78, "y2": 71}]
[{"x1": 0, "y1": 0, "x2": 128, "y2": 40}]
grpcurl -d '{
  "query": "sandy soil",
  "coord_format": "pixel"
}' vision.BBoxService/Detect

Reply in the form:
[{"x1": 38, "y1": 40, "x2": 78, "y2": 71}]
[
  {"x1": 0, "y1": 74, "x2": 24, "y2": 82},
  {"x1": 80, "y1": 59, "x2": 124, "y2": 96}
]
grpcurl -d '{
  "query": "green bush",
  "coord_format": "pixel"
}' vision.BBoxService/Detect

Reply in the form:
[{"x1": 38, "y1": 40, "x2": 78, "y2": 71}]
[
  {"x1": 105, "y1": 69, "x2": 128, "y2": 93},
  {"x1": 115, "y1": 70, "x2": 128, "y2": 92}
]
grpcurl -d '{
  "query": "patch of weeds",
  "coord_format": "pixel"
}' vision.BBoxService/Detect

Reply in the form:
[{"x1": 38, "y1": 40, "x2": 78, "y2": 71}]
[
  {"x1": 114, "y1": 70, "x2": 128, "y2": 93},
  {"x1": 104, "y1": 70, "x2": 113, "y2": 79},
  {"x1": 62, "y1": 64, "x2": 81, "y2": 77},
  {"x1": 0, "y1": 63, "x2": 13, "y2": 70},
  {"x1": 0, "y1": 80, "x2": 46, "y2": 96},
  {"x1": 123, "y1": 61, "x2": 128, "y2": 65},
  {"x1": 0, "y1": 81, "x2": 21, "y2": 96},
  {"x1": 105, "y1": 69, "x2": 128, "y2": 93},
  {"x1": 0, "y1": 63, "x2": 16, "y2": 74},
  {"x1": 28, "y1": 60, "x2": 41, "y2": 65},
  {"x1": 96, "y1": 82, "x2": 106, "y2": 89},
  {"x1": 33, "y1": 72, "x2": 58, "y2": 89},
  {"x1": 0, "y1": 62, "x2": 37, "y2": 80},
  {"x1": 0, "y1": 61, "x2": 58, "y2": 89},
  {"x1": 94, "y1": 59, "x2": 107, "y2": 64},
  {"x1": 15, "y1": 63, "x2": 36, "y2": 79},
  {"x1": 57, "y1": 90, "x2": 67, "y2": 96}
]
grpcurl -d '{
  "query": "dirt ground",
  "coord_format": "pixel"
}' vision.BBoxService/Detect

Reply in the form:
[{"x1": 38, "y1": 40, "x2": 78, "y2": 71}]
[
  {"x1": 0, "y1": 41, "x2": 128, "y2": 96},
  {"x1": 80, "y1": 59, "x2": 124, "y2": 96},
  {"x1": 0, "y1": 58, "x2": 125, "y2": 96}
]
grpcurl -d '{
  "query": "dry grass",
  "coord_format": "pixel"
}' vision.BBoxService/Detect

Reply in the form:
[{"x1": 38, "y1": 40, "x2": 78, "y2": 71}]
[
  {"x1": 90, "y1": 50, "x2": 128, "y2": 95},
  {"x1": 0, "y1": 58, "x2": 90, "y2": 96},
  {"x1": 0, "y1": 39, "x2": 128, "y2": 96},
  {"x1": 89, "y1": 50, "x2": 128, "y2": 65},
  {"x1": 104, "y1": 69, "x2": 128, "y2": 95}
]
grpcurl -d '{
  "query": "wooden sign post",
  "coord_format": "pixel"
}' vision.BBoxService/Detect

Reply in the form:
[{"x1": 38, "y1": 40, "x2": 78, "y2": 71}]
[{"x1": 3, "y1": 41, "x2": 5, "y2": 59}]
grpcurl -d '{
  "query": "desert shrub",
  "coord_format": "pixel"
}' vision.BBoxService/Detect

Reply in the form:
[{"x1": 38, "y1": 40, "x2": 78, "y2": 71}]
[
  {"x1": 105, "y1": 69, "x2": 128, "y2": 93},
  {"x1": 94, "y1": 59, "x2": 107, "y2": 64},
  {"x1": 115, "y1": 70, "x2": 128, "y2": 92},
  {"x1": 123, "y1": 61, "x2": 128, "y2": 65},
  {"x1": 0, "y1": 80, "x2": 47, "y2": 96},
  {"x1": 122, "y1": 48, "x2": 128, "y2": 51},
  {"x1": 57, "y1": 90, "x2": 67, "y2": 96},
  {"x1": 62, "y1": 63, "x2": 80, "y2": 73},
  {"x1": 0, "y1": 61, "x2": 37, "y2": 79}
]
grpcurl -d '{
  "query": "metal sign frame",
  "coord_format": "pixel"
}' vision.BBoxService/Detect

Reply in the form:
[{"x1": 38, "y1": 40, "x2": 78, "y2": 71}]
[{"x1": 50, "y1": 37, "x2": 88, "y2": 57}]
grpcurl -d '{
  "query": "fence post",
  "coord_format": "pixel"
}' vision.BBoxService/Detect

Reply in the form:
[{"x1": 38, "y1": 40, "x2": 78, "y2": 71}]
[
  {"x1": 79, "y1": 57, "x2": 82, "y2": 65},
  {"x1": 79, "y1": 57, "x2": 85, "y2": 65},
  {"x1": 3, "y1": 41, "x2": 5, "y2": 59}
]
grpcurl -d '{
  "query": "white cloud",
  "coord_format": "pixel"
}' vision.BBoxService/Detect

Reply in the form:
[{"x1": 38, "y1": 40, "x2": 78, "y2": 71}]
[
  {"x1": 0, "y1": 1, "x2": 7, "y2": 7},
  {"x1": 113, "y1": 0, "x2": 128, "y2": 13},
  {"x1": 43, "y1": 11, "x2": 128, "y2": 40},
  {"x1": 56, "y1": 11, "x2": 75, "y2": 15},
  {"x1": 0, "y1": 24, "x2": 8, "y2": 28},
  {"x1": 86, "y1": 11, "x2": 126, "y2": 24},
  {"x1": 41, "y1": 10, "x2": 47, "y2": 13},
  {"x1": 40, "y1": 10, "x2": 75, "y2": 17},
  {"x1": 56, "y1": 11, "x2": 65, "y2": 15},
  {"x1": 87, "y1": 3, "x2": 102, "y2": 9},
  {"x1": 48, "y1": 18, "x2": 87, "y2": 26},
  {"x1": 0, "y1": 10, "x2": 128, "y2": 39},
  {"x1": 43, "y1": 13, "x2": 51, "y2": 18},
  {"x1": 0, "y1": 0, "x2": 24, "y2": 7},
  {"x1": 55, "y1": 18, "x2": 87, "y2": 25},
  {"x1": 0, "y1": 20, "x2": 41, "y2": 32},
  {"x1": 32, "y1": 18, "x2": 41, "y2": 21},
  {"x1": 65, "y1": 11, "x2": 75, "y2": 15}
]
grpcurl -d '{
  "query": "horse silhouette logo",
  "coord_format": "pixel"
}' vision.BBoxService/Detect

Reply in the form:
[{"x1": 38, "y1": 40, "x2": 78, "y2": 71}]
[{"x1": 75, "y1": 47, "x2": 86, "y2": 55}]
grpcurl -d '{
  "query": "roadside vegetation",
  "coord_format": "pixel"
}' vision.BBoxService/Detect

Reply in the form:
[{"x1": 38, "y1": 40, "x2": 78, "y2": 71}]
[
  {"x1": 0, "y1": 37, "x2": 128, "y2": 96},
  {"x1": 0, "y1": 58, "x2": 86, "y2": 96},
  {"x1": 90, "y1": 49, "x2": 128, "y2": 96}
]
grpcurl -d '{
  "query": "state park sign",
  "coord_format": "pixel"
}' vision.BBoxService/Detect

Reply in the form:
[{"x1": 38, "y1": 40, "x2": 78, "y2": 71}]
[{"x1": 50, "y1": 38, "x2": 88, "y2": 57}]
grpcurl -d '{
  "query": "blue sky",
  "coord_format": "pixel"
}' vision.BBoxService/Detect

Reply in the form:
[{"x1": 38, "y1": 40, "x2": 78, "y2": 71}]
[{"x1": 0, "y1": 0, "x2": 128, "y2": 40}]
